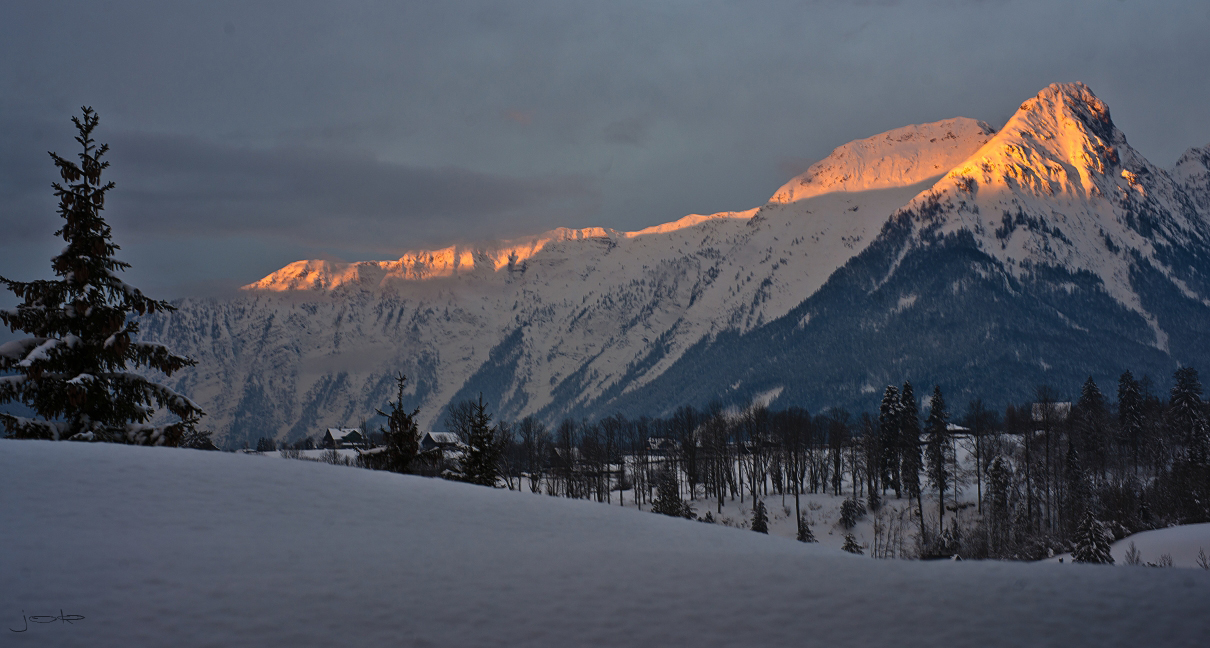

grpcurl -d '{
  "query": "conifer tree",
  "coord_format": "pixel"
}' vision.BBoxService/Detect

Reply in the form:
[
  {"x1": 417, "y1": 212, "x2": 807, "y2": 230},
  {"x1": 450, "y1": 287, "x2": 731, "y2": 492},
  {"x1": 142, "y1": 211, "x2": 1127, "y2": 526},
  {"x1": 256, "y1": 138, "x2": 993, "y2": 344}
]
[
  {"x1": 372, "y1": 373, "x2": 420, "y2": 473},
  {"x1": 839, "y1": 498, "x2": 865, "y2": 529},
  {"x1": 986, "y1": 455, "x2": 1012, "y2": 556},
  {"x1": 1117, "y1": 371, "x2": 1143, "y2": 474},
  {"x1": 866, "y1": 489, "x2": 881, "y2": 514},
  {"x1": 751, "y1": 499, "x2": 769, "y2": 533},
  {"x1": 1071, "y1": 511, "x2": 1114, "y2": 564},
  {"x1": 462, "y1": 394, "x2": 502, "y2": 486},
  {"x1": 1169, "y1": 367, "x2": 1206, "y2": 464},
  {"x1": 925, "y1": 385, "x2": 951, "y2": 531},
  {"x1": 0, "y1": 107, "x2": 202, "y2": 444},
  {"x1": 796, "y1": 514, "x2": 816, "y2": 542},
  {"x1": 653, "y1": 466, "x2": 688, "y2": 517},
  {"x1": 879, "y1": 385, "x2": 902, "y2": 497},
  {"x1": 899, "y1": 382, "x2": 924, "y2": 536},
  {"x1": 1074, "y1": 376, "x2": 1108, "y2": 478},
  {"x1": 842, "y1": 533, "x2": 864, "y2": 555},
  {"x1": 1062, "y1": 441, "x2": 1090, "y2": 535}
]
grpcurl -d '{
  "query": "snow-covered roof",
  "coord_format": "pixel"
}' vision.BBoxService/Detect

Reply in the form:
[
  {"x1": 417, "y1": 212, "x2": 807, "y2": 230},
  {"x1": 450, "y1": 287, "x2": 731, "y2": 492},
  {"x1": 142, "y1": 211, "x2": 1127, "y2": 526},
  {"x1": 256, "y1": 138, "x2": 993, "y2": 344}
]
[
  {"x1": 325, "y1": 428, "x2": 363, "y2": 441},
  {"x1": 422, "y1": 432, "x2": 461, "y2": 445}
]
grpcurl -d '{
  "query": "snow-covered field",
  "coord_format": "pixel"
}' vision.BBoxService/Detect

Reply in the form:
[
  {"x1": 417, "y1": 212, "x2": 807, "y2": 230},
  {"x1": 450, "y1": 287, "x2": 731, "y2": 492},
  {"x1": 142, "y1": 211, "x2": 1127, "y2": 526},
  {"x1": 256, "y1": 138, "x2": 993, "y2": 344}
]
[
  {"x1": 1108, "y1": 524, "x2": 1210, "y2": 568},
  {"x1": 3, "y1": 440, "x2": 1208, "y2": 647},
  {"x1": 1049, "y1": 524, "x2": 1210, "y2": 569}
]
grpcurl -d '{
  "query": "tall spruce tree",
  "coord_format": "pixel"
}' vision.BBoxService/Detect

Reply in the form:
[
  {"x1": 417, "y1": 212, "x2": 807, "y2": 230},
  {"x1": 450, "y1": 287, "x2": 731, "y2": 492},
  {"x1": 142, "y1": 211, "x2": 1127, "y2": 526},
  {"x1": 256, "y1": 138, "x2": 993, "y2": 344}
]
[
  {"x1": 1074, "y1": 377, "x2": 1108, "y2": 478},
  {"x1": 879, "y1": 385, "x2": 902, "y2": 498},
  {"x1": 0, "y1": 108, "x2": 202, "y2": 444},
  {"x1": 924, "y1": 385, "x2": 951, "y2": 531},
  {"x1": 1117, "y1": 371, "x2": 1143, "y2": 474},
  {"x1": 1062, "y1": 441, "x2": 1090, "y2": 536},
  {"x1": 371, "y1": 373, "x2": 420, "y2": 473},
  {"x1": 1169, "y1": 367, "x2": 1207, "y2": 465},
  {"x1": 899, "y1": 382, "x2": 924, "y2": 536},
  {"x1": 462, "y1": 394, "x2": 502, "y2": 486},
  {"x1": 986, "y1": 455, "x2": 1012, "y2": 556}
]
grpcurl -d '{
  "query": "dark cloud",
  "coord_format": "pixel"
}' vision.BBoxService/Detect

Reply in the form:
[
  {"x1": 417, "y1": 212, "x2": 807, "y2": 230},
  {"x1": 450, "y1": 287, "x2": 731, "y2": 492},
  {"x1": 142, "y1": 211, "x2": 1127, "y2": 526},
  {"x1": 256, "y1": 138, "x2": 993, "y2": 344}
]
[
  {"x1": 603, "y1": 116, "x2": 652, "y2": 146},
  {"x1": 103, "y1": 130, "x2": 597, "y2": 249},
  {"x1": 0, "y1": 124, "x2": 596, "y2": 253}
]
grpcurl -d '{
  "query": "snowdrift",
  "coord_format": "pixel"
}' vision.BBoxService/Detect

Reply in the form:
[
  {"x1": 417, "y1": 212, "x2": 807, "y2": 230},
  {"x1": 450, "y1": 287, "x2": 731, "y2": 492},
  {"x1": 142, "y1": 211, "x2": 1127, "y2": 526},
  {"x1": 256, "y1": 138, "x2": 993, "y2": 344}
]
[{"x1": 2, "y1": 440, "x2": 1207, "y2": 647}]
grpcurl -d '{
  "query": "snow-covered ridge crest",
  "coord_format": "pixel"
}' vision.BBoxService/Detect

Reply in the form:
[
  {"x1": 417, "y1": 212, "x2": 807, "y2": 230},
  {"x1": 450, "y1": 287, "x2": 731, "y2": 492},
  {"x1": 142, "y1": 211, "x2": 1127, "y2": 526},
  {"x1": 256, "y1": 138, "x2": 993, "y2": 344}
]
[
  {"x1": 769, "y1": 117, "x2": 996, "y2": 204},
  {"x1": 246, "y1": 117, "x2": 997, "y2": 294},
  {"x1": 244, "y1": 215, "x2": 753, "y2": 292}
]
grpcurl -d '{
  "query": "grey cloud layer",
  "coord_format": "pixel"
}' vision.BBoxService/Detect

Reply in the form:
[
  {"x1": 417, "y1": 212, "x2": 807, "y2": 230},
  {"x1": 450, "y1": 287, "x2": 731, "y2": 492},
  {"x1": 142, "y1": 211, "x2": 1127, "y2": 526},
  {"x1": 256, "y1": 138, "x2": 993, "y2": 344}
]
[
  {"x1": 2, "y1": 0, "x2": 1208, "y2": 297},
  {"x1": 104, "y1": 131, "x2": 596, "y2": 249},
  {"x1": 0, "y1": 123, "x2": 594, "y2": 246}
]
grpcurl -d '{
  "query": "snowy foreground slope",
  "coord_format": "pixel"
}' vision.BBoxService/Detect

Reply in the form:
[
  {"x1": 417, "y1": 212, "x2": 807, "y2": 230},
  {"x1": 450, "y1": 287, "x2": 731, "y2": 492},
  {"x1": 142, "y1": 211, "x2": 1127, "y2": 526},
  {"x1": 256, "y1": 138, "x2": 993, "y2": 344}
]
[{"x1": 3, "y1": 441, "x2": 1208, "y2": 647}]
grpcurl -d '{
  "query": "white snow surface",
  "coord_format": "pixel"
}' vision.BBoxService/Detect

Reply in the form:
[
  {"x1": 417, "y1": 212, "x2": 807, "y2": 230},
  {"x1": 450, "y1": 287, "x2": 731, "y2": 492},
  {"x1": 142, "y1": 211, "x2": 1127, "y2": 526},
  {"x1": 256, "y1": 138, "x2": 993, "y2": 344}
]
[
  {"x1": 1109, "y1": 523, "x2": 1210, "y2": 568},
  {"x1": 1049, "y1": 523, "x2": 1210, "y2": 569},
  {"x1": 3, "y1": 440, "x2": 1208, "y2": 647},
  {"x1": 768, "y1": 117, "x2": 996, "y2": 204}
]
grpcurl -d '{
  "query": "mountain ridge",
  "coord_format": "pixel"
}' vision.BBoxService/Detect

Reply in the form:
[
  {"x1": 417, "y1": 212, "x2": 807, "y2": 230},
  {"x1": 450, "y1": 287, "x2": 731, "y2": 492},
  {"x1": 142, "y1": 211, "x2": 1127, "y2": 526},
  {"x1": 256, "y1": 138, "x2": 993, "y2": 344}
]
[{"x1": 140, "y1": 83, "x2": 1210, "y2": 445}]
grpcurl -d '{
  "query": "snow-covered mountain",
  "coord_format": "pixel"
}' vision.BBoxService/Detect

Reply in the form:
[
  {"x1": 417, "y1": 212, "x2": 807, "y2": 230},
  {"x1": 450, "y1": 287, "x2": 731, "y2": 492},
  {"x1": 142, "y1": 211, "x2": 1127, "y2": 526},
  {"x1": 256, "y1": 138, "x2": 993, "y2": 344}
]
[{"x1": 142, "y1": 83, "x2": 1210, "y2": 446}]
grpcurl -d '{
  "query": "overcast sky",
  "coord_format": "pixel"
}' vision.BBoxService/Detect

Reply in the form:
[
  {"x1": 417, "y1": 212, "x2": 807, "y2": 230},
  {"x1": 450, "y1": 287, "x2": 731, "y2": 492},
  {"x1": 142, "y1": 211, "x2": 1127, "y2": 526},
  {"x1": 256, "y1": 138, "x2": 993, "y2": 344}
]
[{"x1": 2, "y1": 0, "x2": 1208, "y2": 300}]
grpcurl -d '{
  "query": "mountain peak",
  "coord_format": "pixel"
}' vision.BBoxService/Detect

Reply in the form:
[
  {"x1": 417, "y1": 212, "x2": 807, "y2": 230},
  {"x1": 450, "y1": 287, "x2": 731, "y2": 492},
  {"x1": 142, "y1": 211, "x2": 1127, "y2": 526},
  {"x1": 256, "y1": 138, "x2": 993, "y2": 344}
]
[
  {"x1": 1014, "y1": 81, "x2": 1118, "y2": 146},
  {"x1": 919, "y1": 81, "x2": 1132, "y2": 214},
  {"x1": 890, "y1": 82, "x2": 1210, "y2": 352},
  {"x1": 769, "y1": 117, "x2": 995, "y2": 204}
]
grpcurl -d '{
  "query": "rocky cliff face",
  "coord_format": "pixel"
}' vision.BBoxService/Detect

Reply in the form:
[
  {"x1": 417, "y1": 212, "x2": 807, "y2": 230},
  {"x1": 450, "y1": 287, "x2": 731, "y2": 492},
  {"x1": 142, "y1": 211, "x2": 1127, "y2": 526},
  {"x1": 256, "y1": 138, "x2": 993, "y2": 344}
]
[{"x1": 142, "y1": 84, "x2": 1210, "y2": 446}]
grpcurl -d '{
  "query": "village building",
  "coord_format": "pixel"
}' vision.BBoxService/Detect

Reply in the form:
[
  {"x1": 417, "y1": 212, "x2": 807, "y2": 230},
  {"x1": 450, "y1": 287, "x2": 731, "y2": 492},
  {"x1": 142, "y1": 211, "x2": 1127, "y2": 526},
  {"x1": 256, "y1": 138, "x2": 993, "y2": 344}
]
[
  {"x1": 419, "y1": 432, "x2": 463, "y2": 453},
  {"x1": 322, "y1": 428, "x2": 368, "y2": 449}
]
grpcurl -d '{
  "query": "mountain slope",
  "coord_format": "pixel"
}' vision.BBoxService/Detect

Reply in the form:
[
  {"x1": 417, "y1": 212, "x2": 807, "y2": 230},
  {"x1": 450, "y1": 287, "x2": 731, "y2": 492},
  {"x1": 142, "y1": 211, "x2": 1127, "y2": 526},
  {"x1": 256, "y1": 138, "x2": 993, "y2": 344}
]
[
  {"x1": 145, "y1": 119, "x2": 994, "y2": 443},
  {"x1": 142, "y1": 84, "x2": 1210, "y2": 444},
  {"x1": 597, "y1": 83, "x2": 1210, "y2": 417}
]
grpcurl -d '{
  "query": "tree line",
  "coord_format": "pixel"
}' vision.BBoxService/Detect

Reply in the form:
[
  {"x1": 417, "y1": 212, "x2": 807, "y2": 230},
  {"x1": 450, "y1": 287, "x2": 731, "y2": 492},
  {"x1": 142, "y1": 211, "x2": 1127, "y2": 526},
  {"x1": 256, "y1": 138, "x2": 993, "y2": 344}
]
[{"x1": 345, "y1": 365, "x2": 1207, "y2": 562}]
